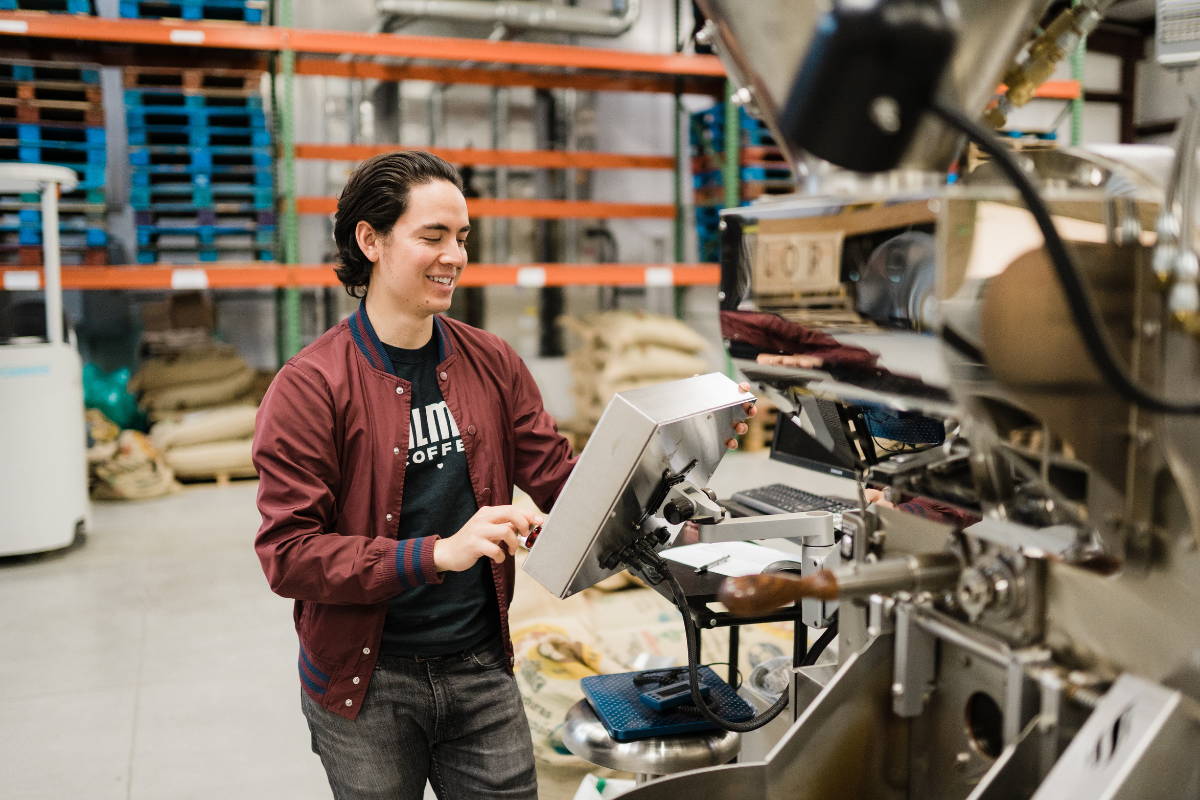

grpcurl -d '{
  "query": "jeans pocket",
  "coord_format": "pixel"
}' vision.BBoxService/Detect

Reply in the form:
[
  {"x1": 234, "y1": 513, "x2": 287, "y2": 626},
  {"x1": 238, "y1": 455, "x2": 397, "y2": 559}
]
[{"x1": 466, "y1": 642, "x2": 506, "y2": 670}]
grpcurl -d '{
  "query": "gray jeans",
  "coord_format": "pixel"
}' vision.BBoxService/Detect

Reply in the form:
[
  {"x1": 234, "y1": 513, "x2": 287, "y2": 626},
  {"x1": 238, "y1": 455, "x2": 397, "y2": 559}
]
[{"x1": 301, "y1": 637, "x2": 538, "y2": 800}]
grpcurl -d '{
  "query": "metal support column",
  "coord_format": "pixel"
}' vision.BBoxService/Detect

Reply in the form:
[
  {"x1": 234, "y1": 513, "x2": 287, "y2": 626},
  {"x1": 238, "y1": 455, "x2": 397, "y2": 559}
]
[
  {"x1": 278, "y1": 0, "x2": 302, "y2": 363},
  {"x1": 722, "y1": 80, "x2": 740, "y2": 211},
  {"x1": 1070, "y1": 0, "x2": 1085, "y2": 146},
  {"x1": 672, "y1": 0, "x2": 686, "y2": 319}
]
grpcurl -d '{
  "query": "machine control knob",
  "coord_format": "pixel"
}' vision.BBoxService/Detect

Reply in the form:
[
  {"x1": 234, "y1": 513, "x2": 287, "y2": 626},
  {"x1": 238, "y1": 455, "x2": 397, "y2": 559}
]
[{"x1": 663, "y1": 497, "x2": 695, "y2": 525}]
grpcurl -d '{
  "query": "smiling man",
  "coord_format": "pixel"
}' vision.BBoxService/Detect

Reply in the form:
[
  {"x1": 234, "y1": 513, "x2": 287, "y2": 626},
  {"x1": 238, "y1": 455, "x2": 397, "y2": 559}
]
[
  {"x1": 252, "y1": 151, "x2": 753, "y2": 800},
  {"x1": 252, "y1": 151, "x2": 577, "y2": 800}
]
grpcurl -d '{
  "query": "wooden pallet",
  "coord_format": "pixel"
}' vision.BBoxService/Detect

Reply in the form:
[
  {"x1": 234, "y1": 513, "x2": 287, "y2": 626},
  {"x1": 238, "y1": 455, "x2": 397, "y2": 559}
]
[
  {"x1": 123, "y1": 66, "x2": 263, "y2": 96},
  {"x1": 741, "y1": 403, "x2": 778, "y2": 453},
  {"x1": 966, "y1": 137, "x2": 1058, "y2": 174}
]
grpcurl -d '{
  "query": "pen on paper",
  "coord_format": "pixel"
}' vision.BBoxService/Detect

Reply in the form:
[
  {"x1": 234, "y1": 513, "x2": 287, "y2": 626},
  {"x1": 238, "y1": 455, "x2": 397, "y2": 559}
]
[{"x1": 695, "y1": 554, "x2": 731, "y2": 574}]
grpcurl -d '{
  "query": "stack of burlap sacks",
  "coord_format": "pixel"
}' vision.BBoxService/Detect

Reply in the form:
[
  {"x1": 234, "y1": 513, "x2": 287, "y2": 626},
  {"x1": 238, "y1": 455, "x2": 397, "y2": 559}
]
[
  {"x1": 562, "y1": 311, "x2": 712, "y2": 442},
  {"x1": 137, "y1": 344, "x2": 267, "y2": 483},
  {"x1": 87, "y1": 408, "x2": 182, "y2": 501}
]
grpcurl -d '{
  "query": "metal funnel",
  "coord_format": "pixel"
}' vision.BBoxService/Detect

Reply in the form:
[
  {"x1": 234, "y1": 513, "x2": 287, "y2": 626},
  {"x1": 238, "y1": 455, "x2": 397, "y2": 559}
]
[{"x1": 696, "y1": 0, "x2": 1054, "y2": 181}]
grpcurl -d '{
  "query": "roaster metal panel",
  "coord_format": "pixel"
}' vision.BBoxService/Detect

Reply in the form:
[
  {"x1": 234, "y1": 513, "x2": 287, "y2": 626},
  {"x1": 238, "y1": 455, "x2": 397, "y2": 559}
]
[{"x1": 523, "y1": 373, "x2": 753, "y2": 599}]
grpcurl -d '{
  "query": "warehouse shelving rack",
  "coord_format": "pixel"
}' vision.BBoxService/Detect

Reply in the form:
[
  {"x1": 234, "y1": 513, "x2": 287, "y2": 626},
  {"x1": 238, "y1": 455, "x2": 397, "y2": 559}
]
[
  {"x1": 0, "y1": 8, "x2": 1082, "y2": 358},
  {"x1": 0, "y1": 5, "x2": 733, "y2": 358}
]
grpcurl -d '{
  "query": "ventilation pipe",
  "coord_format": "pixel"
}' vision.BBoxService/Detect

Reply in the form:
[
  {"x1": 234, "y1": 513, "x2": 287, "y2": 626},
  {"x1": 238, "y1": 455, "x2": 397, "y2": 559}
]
[{"x1": 375, "y1": 0, "x2": 640, "y2": 37}]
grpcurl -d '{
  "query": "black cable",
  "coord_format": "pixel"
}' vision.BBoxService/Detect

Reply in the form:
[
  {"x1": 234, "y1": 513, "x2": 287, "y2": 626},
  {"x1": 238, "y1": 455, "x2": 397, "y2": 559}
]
[
  {"x1": 929, "y1": 100, "x2": 1200, "y2": 415},
  {"x1": 800, "y1": 613, "x2": 838, "y2": 667},
  {"x1": 660, "y1": 563, "x2": 790, "y2": 732}
]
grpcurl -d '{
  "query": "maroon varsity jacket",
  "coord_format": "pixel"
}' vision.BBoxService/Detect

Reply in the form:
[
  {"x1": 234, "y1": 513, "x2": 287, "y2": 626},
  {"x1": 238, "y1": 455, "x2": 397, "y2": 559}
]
[{"x1": 253, "y1": 304, "x2": 576, "y2": 719}]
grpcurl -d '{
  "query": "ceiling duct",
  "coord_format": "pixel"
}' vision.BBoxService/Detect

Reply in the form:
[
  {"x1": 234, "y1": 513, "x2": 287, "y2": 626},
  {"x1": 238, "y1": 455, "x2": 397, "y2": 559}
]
[{"x1": 376, "y1": 0, "x2": 640, "y2": 37}]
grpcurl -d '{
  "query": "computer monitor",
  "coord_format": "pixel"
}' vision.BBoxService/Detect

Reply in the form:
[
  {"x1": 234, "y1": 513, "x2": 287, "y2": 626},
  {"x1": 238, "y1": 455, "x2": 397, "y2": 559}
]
[{"x1": 770, "y1": 396, "x2": 872, "y2": 479}]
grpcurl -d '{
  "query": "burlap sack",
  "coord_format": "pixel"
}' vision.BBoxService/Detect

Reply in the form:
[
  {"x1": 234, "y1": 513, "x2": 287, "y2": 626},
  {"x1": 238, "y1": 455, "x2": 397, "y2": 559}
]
[
  {"x1": 150, "y1": 404, "x2": 258, "y2": 451},
  {"x1": 561, "y1": 312, "x2": 708, "y2": 355},
  {"x1": 129, "y1": 345, "x2": 241, "y2": 393},
  {"x1": 163, "y1": 437, "x2": 255, "y2": 479},
  {"x1": 140, "y1": 365, "x2": 256, "y2": 412},
  {"x1": 600, "y1": 344, "x2": 709, "y2": 384},
  {"x1": 91, "y1": 430, "x2": 181, "y2": 500}
]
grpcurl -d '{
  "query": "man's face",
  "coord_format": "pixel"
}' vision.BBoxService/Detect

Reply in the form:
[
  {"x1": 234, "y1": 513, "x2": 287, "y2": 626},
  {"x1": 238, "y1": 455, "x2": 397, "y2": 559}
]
[{"x1": 364, "y1": 179, "x2": 470, "y2": 318}]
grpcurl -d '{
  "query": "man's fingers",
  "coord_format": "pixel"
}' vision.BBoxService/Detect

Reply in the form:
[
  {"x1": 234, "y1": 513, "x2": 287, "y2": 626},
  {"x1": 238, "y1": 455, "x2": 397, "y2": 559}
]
[
  {"x1": 725, "y1": 437, "x2": 739, "y2": 450},
  {"x1": 499, "y1": 526, "x2": 519, "y2": 556},
  {"x1": 732, "y1": 421, "x2": 749, "y2": 435},
  {"x1": 485, "y1": 507, "x2": 530, "y2": 536},
  {"x1": 481, "y1": 542, "x2": 506, "y2": 564},
  {"x1": 743, "y1": 402, "x2": 757, "y2": 417}
]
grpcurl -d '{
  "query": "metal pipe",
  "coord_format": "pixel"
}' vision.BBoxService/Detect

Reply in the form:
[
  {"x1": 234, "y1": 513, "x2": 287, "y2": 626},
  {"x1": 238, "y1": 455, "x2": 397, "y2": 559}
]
[
  {"x1": 40, "y1": 179, "x2": 63, "y2": 346},
  {"x1": 376, "y1": 0, "x2": 640, "y2": 37},
  {"x1": 279, "y1": 0, "x2": 302, "y2": 362}
]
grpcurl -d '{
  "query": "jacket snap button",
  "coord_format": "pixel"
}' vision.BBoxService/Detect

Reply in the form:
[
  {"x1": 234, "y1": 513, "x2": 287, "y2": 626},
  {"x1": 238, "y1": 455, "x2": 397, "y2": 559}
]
[
  {"x1": 385, "y1": 513, "x2": 393, "y2": 522},
  {"x1": 395, "y1": 386, "x2": 404, "y2": 395},
  {"x1": 353, "y1": 676, "x2": 361, "y2": 685},
  {"x1": 345, "y1": 699, "x2": 353, "y2": 707},
  {"x1": 392, "y1": 446, "x2": 400, "y2": 456},
  {"x1": 362, "y1": 647, "x2": 370, "y2": 655},
  {"x1": 467, "y1": 425, "x2": 476, "y2": 435},
  {"x1": 438, "y1": 371, "x2": 447, "y2": 381}
]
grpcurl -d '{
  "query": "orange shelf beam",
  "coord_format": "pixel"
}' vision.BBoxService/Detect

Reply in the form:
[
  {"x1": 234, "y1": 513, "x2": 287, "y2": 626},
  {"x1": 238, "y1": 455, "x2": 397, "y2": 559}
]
[
  {"x1": 294, "y1": 57, "x2": 721, "y2": 95},
  {"x1": 1, "y1": 264, "x2": 719, "y2": 290},
  {"x1": 295, "y1": 144, "x2": 674, "y2": 170},
  {"x1": 297, "y1": 196, "x2": 676, "y2": 219},
  {"x1": 0, "y1": 12, "x2": 725, "y2": 77},
  {"x1": 996, "y1": 80, "x2": 1083, "y2": 100}
]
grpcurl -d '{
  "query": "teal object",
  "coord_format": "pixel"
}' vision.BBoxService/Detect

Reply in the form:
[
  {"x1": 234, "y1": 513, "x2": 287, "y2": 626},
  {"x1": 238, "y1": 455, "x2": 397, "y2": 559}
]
[{"x1": 82, "y1": 363, "x2": 143, "y2": 430}]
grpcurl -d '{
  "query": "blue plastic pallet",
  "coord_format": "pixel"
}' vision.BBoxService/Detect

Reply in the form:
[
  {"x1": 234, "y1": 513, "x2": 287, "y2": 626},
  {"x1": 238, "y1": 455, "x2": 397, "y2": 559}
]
[
  {"x1": 119, "y1": 0, "x2": 263, "y2": 23},
  {"x1": 135, "y1": 207, "x2": 275, "y2": 226},
  {"x1": 126, "y1": 108, "x2": 266, "y2": 129},
  {"x1": 3, "y1": 143, "x2": 106, "y2": 164},
  {"x1": 0, "y1": 0, "x2": 92, "y2": 12},
  {"x1": 127, "y1": 124, "x2": 271, "y2": 148},
  {"x1": 18, "y1": 226, "x2": 106, "y2": 247},
  {"x1": 8, "y1": 188, "x2": 105, "y2": 205},
  {"x1": 128, "y1": 144, "x2": 272, "y2": 170},
  {"x1": 136, "y1": 223, "x2": 276, "y2": 247},
  {"x1": 129, "y1": 183, "x2": 273, "y2": 209},
  {"x1": 135, "y1": 247, "x2": 274, "y2": 264},
  {"x1": 124, "y1": 89, "x2": 264, "y2": 110},
  {"x1": 0, "y1": 158, "x2": 105, "y2": 189},
  {"x1": 0, "y1": 123, "x2": 106, "y2": 146},
  {"x1": 580, "y1": 667, "x2": 753, "y2": 743},
  {"x1": 0, "y1": 63, "x2": 100, "y2": 84},
  {"x1": 16, "y1": 207, "x2": 104, "y2": 226},
  {"x1": 693, "y1": 166, "x2": 792, "y2": 190},
  {"x1": 130, "y1": 163, "x2": 273, "y2": 181}
]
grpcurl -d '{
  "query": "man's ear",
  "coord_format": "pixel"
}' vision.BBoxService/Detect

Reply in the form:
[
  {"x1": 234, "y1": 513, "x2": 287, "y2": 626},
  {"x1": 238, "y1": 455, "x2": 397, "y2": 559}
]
[{"x1": 355, "y1": 221, "x2": 380, "y2": 263}]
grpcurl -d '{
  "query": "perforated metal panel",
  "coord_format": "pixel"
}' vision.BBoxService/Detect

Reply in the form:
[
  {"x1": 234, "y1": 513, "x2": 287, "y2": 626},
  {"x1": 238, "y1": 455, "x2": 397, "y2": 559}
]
[
  {"x1": 1158, "y1": 0, "x2": 1200, "y2": 65},
  {"x1": 580, "y1": 666, "x2": 754, "y2": 742}
]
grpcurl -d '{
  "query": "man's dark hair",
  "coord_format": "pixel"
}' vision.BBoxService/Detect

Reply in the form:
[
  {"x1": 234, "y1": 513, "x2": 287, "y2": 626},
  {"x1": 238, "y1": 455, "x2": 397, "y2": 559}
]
[{"x1": 333, "y1": 151, "x2": 464, "y2": 298}]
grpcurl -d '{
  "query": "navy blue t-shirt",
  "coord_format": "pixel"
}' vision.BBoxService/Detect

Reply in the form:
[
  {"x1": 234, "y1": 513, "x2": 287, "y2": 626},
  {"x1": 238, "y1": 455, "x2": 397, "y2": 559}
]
[{"x1": 379, "y1": 328, "x2": 498, "y2": 656}]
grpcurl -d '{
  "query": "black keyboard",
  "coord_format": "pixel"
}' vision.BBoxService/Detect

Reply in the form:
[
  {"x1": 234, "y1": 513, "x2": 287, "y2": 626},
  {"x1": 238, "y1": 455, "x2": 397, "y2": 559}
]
[{"x1": 731, "y1": 483, "x2": 857, "y2": 516}]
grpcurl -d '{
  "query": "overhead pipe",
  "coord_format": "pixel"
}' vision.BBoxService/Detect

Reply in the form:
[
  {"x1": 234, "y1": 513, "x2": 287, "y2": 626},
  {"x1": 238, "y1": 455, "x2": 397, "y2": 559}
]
[{"x1": 375, "y1": 0, "x2": 640, "y2": 37}]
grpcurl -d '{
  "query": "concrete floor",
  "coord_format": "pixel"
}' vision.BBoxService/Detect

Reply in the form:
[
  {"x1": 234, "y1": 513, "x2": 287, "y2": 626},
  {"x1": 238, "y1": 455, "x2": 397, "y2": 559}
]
[
  {"x1": 0, "y1": 481, "x2": 331, "y2": 800},
  {"x1": 0, "y1": 451, "x2": 854, "y2": 799}
]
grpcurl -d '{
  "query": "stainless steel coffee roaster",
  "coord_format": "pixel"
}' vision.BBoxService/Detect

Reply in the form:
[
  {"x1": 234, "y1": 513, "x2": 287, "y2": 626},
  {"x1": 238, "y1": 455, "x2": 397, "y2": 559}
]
[{"x1": 618, "y1": 1, "x2": 1200, "y2": 798}]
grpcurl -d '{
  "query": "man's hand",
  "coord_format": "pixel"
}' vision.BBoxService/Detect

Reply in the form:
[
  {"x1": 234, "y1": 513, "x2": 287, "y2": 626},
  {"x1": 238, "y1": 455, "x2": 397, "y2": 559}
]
[
  {"x1": 433, "y1": 505, "x2": 543, "y2": 572},
  {"x1": 863, "y1": 488, "x2": 895, "y2": 509},
  {"x1": 756, "y1": 353, "x2": 824, "y2": 369},
  {"x1": 724, "y1": 381, "x2": 758, "y2": 450}
]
